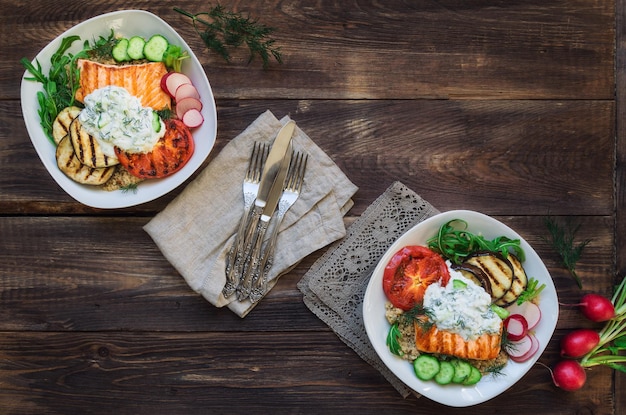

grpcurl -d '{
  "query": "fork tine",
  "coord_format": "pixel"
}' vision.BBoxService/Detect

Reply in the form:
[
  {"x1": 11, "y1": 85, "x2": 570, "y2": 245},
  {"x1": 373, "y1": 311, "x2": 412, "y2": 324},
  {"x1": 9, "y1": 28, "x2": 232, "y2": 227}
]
[
  {"x1": 285, "y1": 151, "x2": 306, "y2": 191},
  {"x1": 246, "y1": 142, "x2": 268, "y2": 183},
  {"x1": 294, "y1": 153, "x2": 308, "y2": 191}
]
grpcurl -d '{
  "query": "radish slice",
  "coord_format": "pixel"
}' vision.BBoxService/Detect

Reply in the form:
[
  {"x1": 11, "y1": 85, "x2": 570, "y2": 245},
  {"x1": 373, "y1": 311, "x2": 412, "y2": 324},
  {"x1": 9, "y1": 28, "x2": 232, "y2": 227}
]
[
  {"x1": 175, "y1": 97, "x2": 203, "y2": 120},
  {"x1": 509, "y1": 334, "x2": 540, "y2": 363},
  {"x1": 182, "y1": 108, "x2": 204, "y2": 128},
  {"x1": 160, "y1": 72, "x2": 175, "y2": 95},
  {"x1": 507, "y1": 301, "x2": 542, "y2": 330},
  {"x1": 175, "y1": 83, "x2": 200, "y2": 102},
  {"x1": 164, "y1": 72, "x2": 192, "y2": 98},
  {"x1": 506, "y1": 334, "x2": 533, "y2": 359},
  {"x1": 504, "y1": 314, "x2": 529, "y2": 341}
]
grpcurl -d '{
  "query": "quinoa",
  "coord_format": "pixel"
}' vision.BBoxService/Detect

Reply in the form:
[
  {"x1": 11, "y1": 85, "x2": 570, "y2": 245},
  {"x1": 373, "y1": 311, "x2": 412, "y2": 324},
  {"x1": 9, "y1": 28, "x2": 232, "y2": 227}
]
[{"x1": 100, "y1": 166, "x2": 144, "y2": 191}]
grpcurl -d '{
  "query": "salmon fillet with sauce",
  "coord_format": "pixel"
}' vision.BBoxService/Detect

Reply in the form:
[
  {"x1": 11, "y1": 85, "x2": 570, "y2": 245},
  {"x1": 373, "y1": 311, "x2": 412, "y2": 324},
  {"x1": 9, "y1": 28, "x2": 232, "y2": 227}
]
[
  {"x1": 414, "y1": 322, "x2": 502, "y2": 361},
  {"x1": 75, "y1": 59, "x2": 171, "y2": 110}
]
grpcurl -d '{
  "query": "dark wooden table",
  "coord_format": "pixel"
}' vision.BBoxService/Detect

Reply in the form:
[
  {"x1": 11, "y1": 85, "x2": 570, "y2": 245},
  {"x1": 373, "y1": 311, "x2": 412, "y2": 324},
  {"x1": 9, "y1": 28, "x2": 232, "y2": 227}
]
[{"x1": 1, "y1": 1, "x2": 623, "y2": 413}]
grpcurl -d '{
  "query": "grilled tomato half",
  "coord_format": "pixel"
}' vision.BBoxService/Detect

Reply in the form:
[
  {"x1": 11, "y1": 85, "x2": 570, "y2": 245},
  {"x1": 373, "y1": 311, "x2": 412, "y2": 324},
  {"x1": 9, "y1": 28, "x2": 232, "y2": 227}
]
[
  {"x1": 115, "y1": 118, "x2": 194, "y2": 179},
  {"x1": 383, "y1": 246, "x2": 450, "y2": 310}
]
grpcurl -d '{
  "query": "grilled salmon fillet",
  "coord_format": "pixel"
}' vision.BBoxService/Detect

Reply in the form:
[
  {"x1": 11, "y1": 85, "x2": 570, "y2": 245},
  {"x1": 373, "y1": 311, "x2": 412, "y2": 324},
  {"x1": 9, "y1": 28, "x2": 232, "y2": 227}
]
[
  {"x1": 414, "y1": 322, "x2": 502, "y2": 361},
  {"x1": 75, "y1": 59, "x2": 171, "y2": 110}
]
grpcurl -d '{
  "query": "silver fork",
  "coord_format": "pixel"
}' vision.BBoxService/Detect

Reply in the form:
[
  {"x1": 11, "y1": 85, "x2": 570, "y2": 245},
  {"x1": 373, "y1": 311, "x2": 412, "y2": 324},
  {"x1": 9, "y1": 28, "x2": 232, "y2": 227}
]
[
  {"x1": 249, "y1": 151, "x2": 308, "y2": 303},
  {"x1": 222, "y1": 142, "x2": 268, "y2": 298}
]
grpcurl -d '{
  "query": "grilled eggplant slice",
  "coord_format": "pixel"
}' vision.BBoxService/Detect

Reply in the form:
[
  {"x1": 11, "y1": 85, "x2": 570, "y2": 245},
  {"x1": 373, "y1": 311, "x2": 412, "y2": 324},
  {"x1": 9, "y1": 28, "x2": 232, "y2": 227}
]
[
  {"x1": 69, "y1": 118, "x2": 118, "y2": 168},
  {"x1": 56, "y1": 135, "x2": 116, "y2": 185},
  {"x1": 451, "y1": 263, "x2": 492, "y2": 296},
  {"x1": 464, "y1": 251, "x2": 514, "y2": 302},
  {"x1": 495, "y1": 254, "x2": 528, "y2": 306},
  {"x1": 52, "y1": 106, "x2": 82, "y2": 145}
]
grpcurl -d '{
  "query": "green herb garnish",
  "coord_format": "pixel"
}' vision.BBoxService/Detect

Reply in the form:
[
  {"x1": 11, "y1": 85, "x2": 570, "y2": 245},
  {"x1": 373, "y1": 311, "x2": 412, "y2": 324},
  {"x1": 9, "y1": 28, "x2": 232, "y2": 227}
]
[
  {"x1": 543, "y1": 216, "x2": 590, "y2": 289},
  {"x1": 21, "y1": 36, "x2": 83, "y2": 142},
  {"x1": 120, "y1": 183, "x2": 139, "y2": 194},
  {"x1": 174, "y1": 6, "x2": 282, "y2": 68},
  {"x1": 427, "y1": 219, "x2": 525, "y2": 265},
  {"x1": 386, "y1": 322, "x2": 404, "y2": 357},
  {"x1": 516, "y1": 277, "x2": 546, "y2": 305}
]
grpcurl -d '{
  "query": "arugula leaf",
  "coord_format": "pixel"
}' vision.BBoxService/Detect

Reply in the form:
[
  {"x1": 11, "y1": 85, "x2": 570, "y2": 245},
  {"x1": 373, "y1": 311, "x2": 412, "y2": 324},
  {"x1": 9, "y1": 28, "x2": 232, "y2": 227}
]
[{"x1": 427, "y1": 219, "x2": 525, "y2": 264}]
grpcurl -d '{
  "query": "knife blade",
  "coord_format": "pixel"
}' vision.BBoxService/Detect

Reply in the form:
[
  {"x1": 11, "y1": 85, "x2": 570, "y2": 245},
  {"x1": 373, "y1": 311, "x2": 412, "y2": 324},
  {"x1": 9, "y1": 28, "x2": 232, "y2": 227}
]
[
  {"x1": 255, "y1": 121, "x2": 296, "y2": 208},
  {"x1": 236, "y1": 141, "x2": 294, "y2": 300},
  {"x1": 227, "y1": 121, "x2": 295, "y2": 297}
]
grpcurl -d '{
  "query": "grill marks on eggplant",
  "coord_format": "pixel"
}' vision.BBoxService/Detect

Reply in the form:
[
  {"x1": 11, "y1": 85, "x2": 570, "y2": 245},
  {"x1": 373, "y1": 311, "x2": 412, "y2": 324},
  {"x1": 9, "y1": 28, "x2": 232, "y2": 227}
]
[
  {"x1": 69, "y1": 118, "x2": 119, "y2": 168},
  {"x1": 56, "y1": 135, "x2": 116, "y2": 185},
  {"x1": 461, "y1": 251, "x2": 528, "y2": 306},
  {"x1": 52, "y1": 106, "x2": 81, "y2": 145},
  {"x1": 496, "y1": 255, "x2": 528, "y2": 306}
]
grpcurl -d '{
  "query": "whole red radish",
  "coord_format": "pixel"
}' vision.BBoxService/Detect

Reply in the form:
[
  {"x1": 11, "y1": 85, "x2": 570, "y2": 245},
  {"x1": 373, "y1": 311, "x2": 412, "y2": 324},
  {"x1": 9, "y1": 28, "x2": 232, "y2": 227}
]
[
  {"x1": 551, "y1": 360, "x2": 586, "y2": 391},
  {"x1": 560, "y1": 329, "x2": 600, "y2": 358},
  {"x1": 579, "y1": 293, "x2": 615, "y2": 322}
]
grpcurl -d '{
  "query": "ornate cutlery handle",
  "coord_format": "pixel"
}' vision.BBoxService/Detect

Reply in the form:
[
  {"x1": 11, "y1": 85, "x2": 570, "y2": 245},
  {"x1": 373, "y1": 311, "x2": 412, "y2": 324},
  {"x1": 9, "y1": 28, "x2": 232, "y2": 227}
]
[
  {"x1": 249, "y1": 210, "x2": 284, "y2": 303},
  {"x1": 222, "y1": 204, "x2": 255, "y2": 298},
  {"x1": 236, "y1": 218, "x2": 270, "y2": 301},
  {"x1": 223, "y1": 204, "x2": 263, "y2": 298}
]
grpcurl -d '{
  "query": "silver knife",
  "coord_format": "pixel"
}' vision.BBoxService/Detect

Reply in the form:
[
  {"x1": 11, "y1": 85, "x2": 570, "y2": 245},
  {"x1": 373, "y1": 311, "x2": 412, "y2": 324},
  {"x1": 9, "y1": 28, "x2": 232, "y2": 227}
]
[
  {"x1": 236, "y1": 141, "x2": 294, "y2": 300},
  {"x1": 226, "y1": 121, "x2": 296, "y2": 296}
]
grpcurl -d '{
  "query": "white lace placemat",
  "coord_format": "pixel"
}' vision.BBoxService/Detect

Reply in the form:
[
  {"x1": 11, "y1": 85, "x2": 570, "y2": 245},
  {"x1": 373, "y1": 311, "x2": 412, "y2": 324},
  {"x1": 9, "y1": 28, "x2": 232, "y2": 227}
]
[{"x1": 297, "y1": 181, "x2": 439, "y2": 397}]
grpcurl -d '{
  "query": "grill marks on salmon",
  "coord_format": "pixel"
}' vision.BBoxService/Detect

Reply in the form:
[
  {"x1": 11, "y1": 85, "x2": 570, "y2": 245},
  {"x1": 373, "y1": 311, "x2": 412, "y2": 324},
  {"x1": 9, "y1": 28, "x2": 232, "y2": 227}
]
[
  {"x1": 414, "y1": 321, "x2": 502, "y2": 361},
  {"x1": 75, "y1": 59, "x2": 171, "y2": 110}
]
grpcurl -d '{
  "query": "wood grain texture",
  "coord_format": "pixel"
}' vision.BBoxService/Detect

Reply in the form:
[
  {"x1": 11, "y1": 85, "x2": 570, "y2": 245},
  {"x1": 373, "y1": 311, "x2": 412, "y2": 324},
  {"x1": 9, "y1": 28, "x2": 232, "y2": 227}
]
[{"x1": 1, "y1": 0, "x2": 623, "y2": 413}]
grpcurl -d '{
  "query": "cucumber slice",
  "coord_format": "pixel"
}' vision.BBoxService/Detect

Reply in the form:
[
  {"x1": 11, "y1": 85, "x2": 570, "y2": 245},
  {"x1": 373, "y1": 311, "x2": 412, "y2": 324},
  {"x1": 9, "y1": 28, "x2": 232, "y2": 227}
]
[
  {"x1": 451, "y1": 359, "x2": 472, "y2": 383},
  {"x1": 127, "y1": 36, "x2": 146, "y2": 60},
  {"x1": 112, "y1": 38, "x2": 130, "y2": 62},
  {"x1": 151, "y1": 111, "x2": 161, "y2": 133},
  {"x1": 434, "y1": 361, "x2": 455, "y2": 385},
  {"x1": 144, "y1": 34, "x2": 169, "y2": 62},
  {"x1": 462, "y1": 366, "x2": 482, "y2": 385},
  {"x1": 413, "y1": 355, "x2": 440, "y2": 381}
]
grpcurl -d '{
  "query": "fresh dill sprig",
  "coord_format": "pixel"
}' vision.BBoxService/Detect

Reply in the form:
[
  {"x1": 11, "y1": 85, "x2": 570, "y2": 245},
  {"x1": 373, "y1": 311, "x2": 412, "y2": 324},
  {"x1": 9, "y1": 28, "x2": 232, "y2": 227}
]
[
  {"x1": 543, "y1": 216, "x2": 590, "y2": 289},
  {"x1": 174, "y1": 6, "x2": 282, "y2": 68},
  {"x1": 120, "y1": 183, "x2": 139, "y2": 194}
]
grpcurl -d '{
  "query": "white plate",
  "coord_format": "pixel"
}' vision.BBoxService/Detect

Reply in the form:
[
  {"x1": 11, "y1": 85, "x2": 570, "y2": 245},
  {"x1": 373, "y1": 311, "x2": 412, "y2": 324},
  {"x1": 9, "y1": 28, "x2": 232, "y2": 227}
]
[
  {"x1": 20, "y1": 10, "x2": 217, "y2": 209},
  {"x1": 363, "y1": 210, "x2": 559, "y2": 407}
]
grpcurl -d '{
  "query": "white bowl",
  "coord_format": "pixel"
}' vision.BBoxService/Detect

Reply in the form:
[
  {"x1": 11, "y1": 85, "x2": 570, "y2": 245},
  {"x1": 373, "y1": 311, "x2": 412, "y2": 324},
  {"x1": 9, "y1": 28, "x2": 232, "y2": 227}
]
[
  {"x1": 20, "y1": 10, "x2": 217, "y2": 208},
  {"x1": 363, "y1": 210, "x2": 559, "y2": 407}
]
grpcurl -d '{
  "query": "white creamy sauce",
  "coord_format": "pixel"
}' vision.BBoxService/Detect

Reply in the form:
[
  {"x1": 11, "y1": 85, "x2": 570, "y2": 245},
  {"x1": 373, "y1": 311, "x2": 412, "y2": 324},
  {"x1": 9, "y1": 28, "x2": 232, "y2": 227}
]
[
  {"x1": 78, "y1": 85, "x2": 165, "y2": 157},
  {"x1": 423, "y1": 262, "x2": 502, "y2": 341}
]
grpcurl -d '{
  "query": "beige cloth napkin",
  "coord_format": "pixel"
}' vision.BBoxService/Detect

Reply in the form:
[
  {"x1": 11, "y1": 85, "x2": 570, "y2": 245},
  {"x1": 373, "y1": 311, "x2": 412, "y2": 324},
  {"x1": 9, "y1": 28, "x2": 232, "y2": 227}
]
[{"x1": 144, "y1": 110, "x2": 358, "y2": 317}]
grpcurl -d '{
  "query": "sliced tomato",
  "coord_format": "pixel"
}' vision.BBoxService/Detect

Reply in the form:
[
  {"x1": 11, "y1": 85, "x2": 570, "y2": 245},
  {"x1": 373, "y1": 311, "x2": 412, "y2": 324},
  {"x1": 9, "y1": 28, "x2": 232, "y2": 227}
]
[
  {"x1": 115, "y1": 118, "x2": 194, "y2": 179},
  {"x1": 382, "y1": 246, "x2": 450, "y2": 310}
]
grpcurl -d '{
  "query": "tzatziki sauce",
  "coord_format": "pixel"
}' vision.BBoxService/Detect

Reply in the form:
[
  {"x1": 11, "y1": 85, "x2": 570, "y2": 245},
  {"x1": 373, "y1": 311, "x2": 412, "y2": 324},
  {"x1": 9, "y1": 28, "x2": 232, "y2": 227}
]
[
  {"x1": 423, "y1": 263, "x2": 502, "y2": 341},
  {"x1": 78, "y1": 85, "x2": 165, "y2": 157}
]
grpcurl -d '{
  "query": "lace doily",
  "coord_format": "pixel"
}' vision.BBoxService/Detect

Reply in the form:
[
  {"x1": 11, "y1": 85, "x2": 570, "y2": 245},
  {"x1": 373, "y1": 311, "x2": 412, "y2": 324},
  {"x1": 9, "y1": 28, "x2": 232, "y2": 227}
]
[{"x1": 297, "y1": 181, "x2": 439, "y2": 397}]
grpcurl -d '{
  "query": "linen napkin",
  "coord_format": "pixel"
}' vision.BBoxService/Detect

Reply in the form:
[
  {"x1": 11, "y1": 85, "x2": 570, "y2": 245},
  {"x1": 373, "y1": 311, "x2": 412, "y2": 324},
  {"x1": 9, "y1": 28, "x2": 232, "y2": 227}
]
[
  {"x1": 144, "y1": 110, "x2": 358, "y2": 317},
  {"x1": 297, "y1": 181, "x2": 439, "y2": 397}
]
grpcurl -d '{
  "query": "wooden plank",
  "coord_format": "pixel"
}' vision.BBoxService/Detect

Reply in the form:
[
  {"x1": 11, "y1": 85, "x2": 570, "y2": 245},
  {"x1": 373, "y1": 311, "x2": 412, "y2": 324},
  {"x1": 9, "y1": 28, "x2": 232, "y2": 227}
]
[
  {"x1": 1, "y1": 99, "x2": 614, "y2": 215},
  {"x1": 0, "y1": 215, "x2": 613, "y2": 332},
  {"x1": 0, "y1": 331, "x2": 614, "y2": 415},
  {"x1": 4, "y1": 0, "x2": 613, "y2": 100}
]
